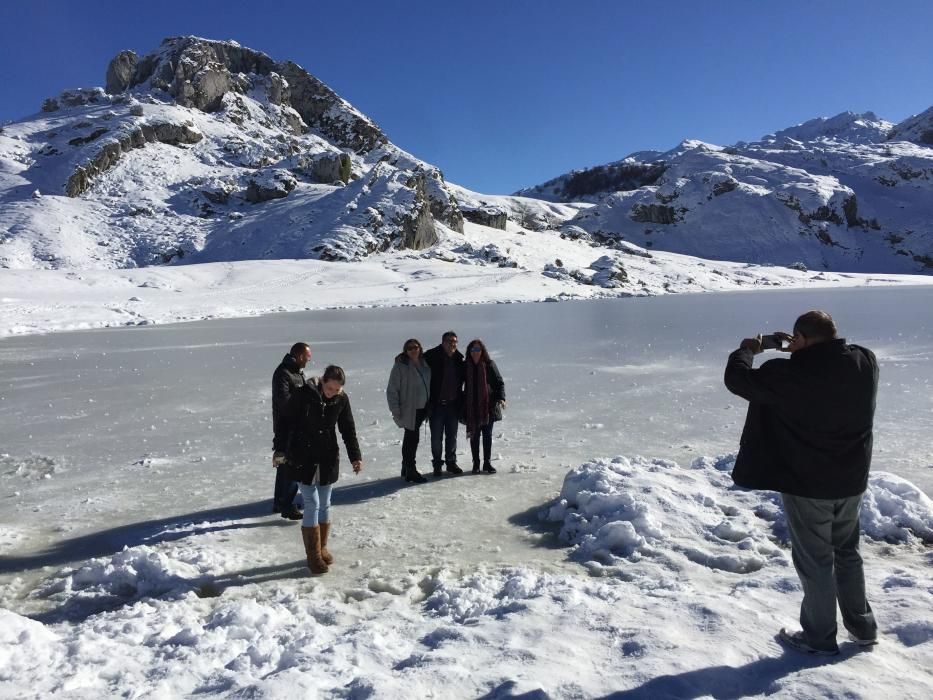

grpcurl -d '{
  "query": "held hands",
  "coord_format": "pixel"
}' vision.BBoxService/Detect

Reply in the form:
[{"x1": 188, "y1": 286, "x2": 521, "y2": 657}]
[
  {"x1": 739, "y1": 337, "x2": 763, "y2": 354},
  {"x1": 272, "y1": 451, "x2": 287, "y2": 468},
  {"x1": 351, "y1": 460, "x2": 363, "y2": 474},
  {"x1": 740, "y1": 332, "x2": 794, "y2": 355}
]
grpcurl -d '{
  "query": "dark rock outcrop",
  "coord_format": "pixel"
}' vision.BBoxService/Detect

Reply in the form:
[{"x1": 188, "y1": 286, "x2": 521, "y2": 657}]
[
  {"x1": 398, "y1": 173, "x2": 439, "y2": 249},
  {"x1": 630, "y1": 203, "x2": 679, "y2": 225},
  {"x1": 291, "y1": 152, "x2": 352, "y2": 184},
  {"x1": 275, "y1": 61, "x2": 387, "y2": 153},
  {"x1": 106, "y1": 50, "x2": 139, "y2": 94},
  {"x1": 66, "y1": 121, "x2": 203, "y2": 197},
  {"x1": 244, "y1": 170, "x2": 297, "y2": 203},
  {"x1": 462, "y1": 205, "x2": 508, "y2": 230},
  {"x1": 562, "y1": 161, "x2": 666, "y2": 199}
]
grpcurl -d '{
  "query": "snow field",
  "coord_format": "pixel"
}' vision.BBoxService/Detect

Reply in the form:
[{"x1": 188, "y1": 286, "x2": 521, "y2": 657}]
[{"x1": 1, "y1": 453, "x2": 931, "y2": 698}]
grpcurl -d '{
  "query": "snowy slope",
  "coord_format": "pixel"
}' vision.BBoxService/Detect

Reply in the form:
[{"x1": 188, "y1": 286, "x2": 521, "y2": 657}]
[
  {"x1": 518, "y1": 112, "x2": 933, "y2": 273},
  {"x1": 0, "y1": 37, "x2": 458, "y2": 270}
]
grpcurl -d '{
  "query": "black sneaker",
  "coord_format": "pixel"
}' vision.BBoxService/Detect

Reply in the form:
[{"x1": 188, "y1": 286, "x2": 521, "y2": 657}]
[
  {"x1": 482, "y1": 463, "x2": 497, "y2": 474},
  {"x1": 408, "y1": 470, "x2": 428, "y2": 484},
  {"x1": 446, "y1": 463, "x2": 464, "y2": 475},
  {"x1": 280, "y1": 505, "x2": 303, "y2": 521},
  {"x1": 433, "y1": 466, "x2": 444, "y2": 477}
]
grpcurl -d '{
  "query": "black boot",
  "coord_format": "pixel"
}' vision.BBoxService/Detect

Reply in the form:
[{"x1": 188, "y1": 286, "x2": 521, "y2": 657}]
[
  {"x1": 446, "y1": 462, "x2": 463, "y2": 475},
  {"x1": 407, "y1": 466, "x2": 427, "y2": 484},
  {"x1": 472, "y1": 459, "x2": 480, "y2": 474},
  {"x1": 482, "y1": 461, "x2": 497, "y2": 474}
]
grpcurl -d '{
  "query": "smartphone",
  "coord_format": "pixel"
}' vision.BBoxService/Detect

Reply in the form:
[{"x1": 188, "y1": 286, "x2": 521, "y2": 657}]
[{"x1": 760, "y1": 334, "x2": 785, "y2": 351}]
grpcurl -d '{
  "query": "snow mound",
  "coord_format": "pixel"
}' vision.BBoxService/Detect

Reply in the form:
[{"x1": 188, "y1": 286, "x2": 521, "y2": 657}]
[
  {"x1": 0, "y1": 609, "x2": 62, "y2": 683},
  {"x1": 542, "y1": 455, "x2": 784, "y2": 576},
  {"x1": 544, "y1": 456, "x2": 933, "y2": 577},
  {"x1": 862, "y1": 471, "x2": 933, "y2": 543}
]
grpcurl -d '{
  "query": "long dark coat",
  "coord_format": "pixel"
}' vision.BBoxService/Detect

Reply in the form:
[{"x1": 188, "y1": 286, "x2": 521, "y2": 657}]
[
  {"x1": 271, "y1": 354, "x2": 306, "y2": 452},
  {"x1": 723, "y1": 339, "x2": 877, "y2": 499},
  {"x1": 285, "y1": 380, "x2": 362, "y2": 486}
]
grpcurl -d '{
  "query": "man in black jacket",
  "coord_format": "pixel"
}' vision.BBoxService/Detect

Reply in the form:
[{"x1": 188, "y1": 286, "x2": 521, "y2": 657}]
[
  {"x1": 724, "y1": 310, "x2": 878, "y2": 656},
  {"x1": 424, "y1": 331, "x2": 465, "y2": 476},
  {"x1": 271, "y1": 342, "x2": 311, "y2": 520}
]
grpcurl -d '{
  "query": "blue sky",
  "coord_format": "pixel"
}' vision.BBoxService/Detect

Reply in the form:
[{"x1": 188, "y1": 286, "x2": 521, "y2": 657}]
[{"x1": 2, "y1": 1, "x2": 932, "y2": 194}]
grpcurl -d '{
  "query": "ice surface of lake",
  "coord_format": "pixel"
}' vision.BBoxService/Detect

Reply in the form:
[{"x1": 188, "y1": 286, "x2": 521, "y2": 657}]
[{"x1": 1, "y1": 285, "x2": 931, "y2": 570}]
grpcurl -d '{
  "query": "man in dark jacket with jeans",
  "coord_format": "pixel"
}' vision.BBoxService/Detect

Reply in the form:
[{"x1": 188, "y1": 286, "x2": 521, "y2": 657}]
[
  {"x1": 271, "y1": 342, "x2": 311, "y2": 520},
  {"x1": 424, "y1": 331, "x2": 465, "y2": 476},
  {"x1": 724, "y1": 310, "x2": 878, "y2": 656}
]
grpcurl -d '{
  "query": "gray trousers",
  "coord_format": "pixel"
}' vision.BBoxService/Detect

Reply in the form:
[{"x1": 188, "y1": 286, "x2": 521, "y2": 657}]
[{"x1": 782, "y1": 493, "x2": 878, "y2": 650}]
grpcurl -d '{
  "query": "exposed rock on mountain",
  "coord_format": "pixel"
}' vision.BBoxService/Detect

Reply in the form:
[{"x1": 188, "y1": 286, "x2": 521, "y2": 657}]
[
  {"x1": 2, "y1": 36, "x2": 932, "y2": 277},
  {"x1": 518, "y1": 112, "x2": 933, "y2": 273},
  {"x1": 1, "y1": 36, "x2": 467, "y2": 269},
  {"x1": 888, "y1": 106, "x2": 933, "y2": 146}
]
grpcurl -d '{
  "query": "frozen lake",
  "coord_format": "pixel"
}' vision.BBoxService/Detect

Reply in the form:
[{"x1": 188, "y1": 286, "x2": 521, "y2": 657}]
[{"x1": 1, "y1": 285, "x2": 931, "y2": 598}]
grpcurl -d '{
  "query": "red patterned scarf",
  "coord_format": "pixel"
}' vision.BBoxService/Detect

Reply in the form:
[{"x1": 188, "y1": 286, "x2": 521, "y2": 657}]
[{"x1": 464, "y1": 359, "x2": 490, "y2": 437}]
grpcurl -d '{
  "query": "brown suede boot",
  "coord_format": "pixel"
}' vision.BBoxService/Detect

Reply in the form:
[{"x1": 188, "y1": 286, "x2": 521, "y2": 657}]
[
  {"x1": 301, "y1": 526, "x2": 329, "y2": 574},
  {"x1": 319, "y1": 521, "x2": 334, "y2": 565}
]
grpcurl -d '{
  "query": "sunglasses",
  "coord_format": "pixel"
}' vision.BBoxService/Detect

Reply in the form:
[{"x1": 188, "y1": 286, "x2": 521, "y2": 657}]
[{"x1": 469, "y1": 347, "x2": 482, "y2": 353}]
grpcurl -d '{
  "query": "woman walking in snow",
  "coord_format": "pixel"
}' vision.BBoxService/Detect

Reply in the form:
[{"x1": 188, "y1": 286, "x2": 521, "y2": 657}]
[
  {"x1": 463, "y1": 339, "x2": 506, "y2": 474},
  {"x1": 386, "y1": 338, "x2": 432, "y2": 484},
  {"x1": 286, "y1": 365, "x2": 362, "y2": 575}
]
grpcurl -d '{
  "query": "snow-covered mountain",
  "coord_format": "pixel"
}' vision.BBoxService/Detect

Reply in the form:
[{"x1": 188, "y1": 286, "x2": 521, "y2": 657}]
[
  {"x1": 2, "y1": 36, "x2": 931, "y2": 279},
  {"x1": 518, "y1": 111, "x2": 933, "y2": 273},
  {"x1": 0, "y1": 36, "x2": 474, "y2": 269}
]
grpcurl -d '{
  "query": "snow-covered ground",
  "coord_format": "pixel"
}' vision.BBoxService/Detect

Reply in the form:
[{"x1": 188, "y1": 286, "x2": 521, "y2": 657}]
[
  {"x1": 1, "y1": 286, "x2": 931, "y2": 698},
  {"x1": 3, "y1": 231, "x2": 933, "y2": 339}
]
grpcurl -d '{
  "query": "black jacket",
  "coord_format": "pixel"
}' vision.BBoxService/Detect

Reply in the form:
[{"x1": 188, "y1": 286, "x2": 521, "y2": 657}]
[
  {"x1": 272, "y1": 354, "x2": 306, "y2": 451},
  {"x1": 285, "y1": 380, "x2": 362, "y2": 486},
  {"x1": 724, "y1": 339, "x2": 878, "y2": 498},
  {"x1": 423, "y1": 344, "x2": 465, "y2": 408}
]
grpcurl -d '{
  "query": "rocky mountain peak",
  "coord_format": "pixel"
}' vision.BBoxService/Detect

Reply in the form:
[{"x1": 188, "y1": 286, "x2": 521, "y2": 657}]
[
  {"x1": 104, "y1": 36, "x2": 386, "y2": 153},
  {"x1": 763, "y1": 111, "x2": 893, "y2": 145}
]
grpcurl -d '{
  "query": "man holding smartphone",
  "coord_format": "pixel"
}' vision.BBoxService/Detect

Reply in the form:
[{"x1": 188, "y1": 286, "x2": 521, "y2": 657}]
[{"x1": 724, "y1": 310, "x2": 879, "y2": 656}]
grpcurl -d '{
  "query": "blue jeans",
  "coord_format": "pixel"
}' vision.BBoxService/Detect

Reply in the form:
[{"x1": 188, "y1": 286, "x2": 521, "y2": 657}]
[
  {"x1": 429, "y1": 402, "x2": 460, "y2": 468},
  {"x1": 299, "y1": 482, "x2": 333, "y2": 527},
  {"x1": 782, "y1": 493, "x2": 877, "y2": 650},
  {"x1": 273, "y1": 466, "x2": 299, "y2": 512}
]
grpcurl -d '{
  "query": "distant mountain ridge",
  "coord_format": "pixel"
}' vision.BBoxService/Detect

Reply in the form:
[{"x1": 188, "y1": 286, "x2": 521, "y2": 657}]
[
  {"x1": 516, "y1": 109, "x2": 933, "y2": 273},
  {"x1": 1, "y1": 36, "x2": 931, "y2": 275}
]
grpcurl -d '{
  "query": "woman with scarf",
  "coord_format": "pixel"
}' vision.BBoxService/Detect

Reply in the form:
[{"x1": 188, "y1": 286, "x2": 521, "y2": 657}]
[
  {"x1": 386, "y1": 338, "x2": 432, "y2": 484},
  {"x1": 463, "y1": 339, "x2": 506, "y2": 474}
]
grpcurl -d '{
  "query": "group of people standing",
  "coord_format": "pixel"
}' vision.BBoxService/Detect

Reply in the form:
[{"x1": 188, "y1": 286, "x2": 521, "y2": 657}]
[
  {"x1": 270, "y1": 331, "x2": 506, "y2": 575},
  {"x1": 268, "y1": 310, "x2": 879, "y2": 661},
  {"x1": 386, "y1": 330, "x2": 506, "y2": 483}
]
